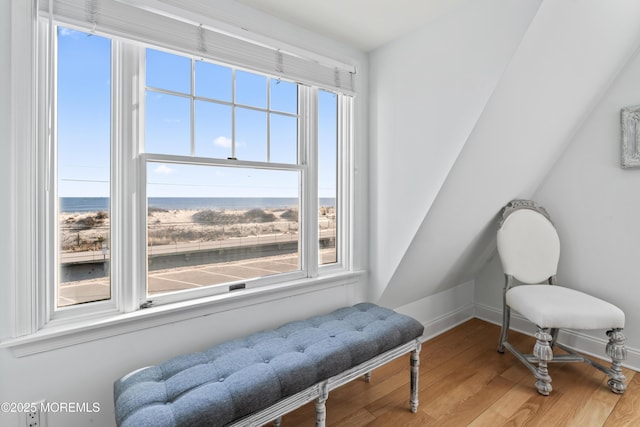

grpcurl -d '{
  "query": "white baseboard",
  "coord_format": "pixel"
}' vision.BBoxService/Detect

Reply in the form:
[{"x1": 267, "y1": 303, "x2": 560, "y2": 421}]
[
  {"x1": 392, "y1": 286, "x2": 640, "y2": 372},
  {"x1": 474, "y1": 303, "x2": 640, "y2": 372},
  {"x1": 393, "y1": 281, "x2": 475, "y2": 342},
  {"x1": 421, "y1": 303, "x2": 475, "y2": 341}
]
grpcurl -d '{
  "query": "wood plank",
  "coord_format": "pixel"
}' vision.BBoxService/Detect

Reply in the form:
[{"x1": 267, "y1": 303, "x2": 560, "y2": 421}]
[
  {"x1": 277, "y1": 319, "x2": 638, "y2": 427},
  {"x1": 430, "y1": 374, "x2": 516, "y2": 425},
  {"x1": 604, "y1": 372, "x2": 640, "y2": 427},
  {"x1": 570, "y1": 376, "x2": 620, "y2": 427},
  {"x1": 467, "y1": 380, "x2": 533, "y2": 426}
]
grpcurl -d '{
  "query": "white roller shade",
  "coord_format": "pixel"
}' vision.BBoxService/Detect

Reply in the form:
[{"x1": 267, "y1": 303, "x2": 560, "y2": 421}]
[{"x1": 39, "y1": 0, "x2": 357, "y2": 95}]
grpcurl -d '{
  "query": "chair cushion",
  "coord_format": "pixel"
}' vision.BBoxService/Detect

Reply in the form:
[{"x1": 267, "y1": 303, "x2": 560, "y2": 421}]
[{"x1": 506, "y1": 285, "x2": 624, "y2": 330}]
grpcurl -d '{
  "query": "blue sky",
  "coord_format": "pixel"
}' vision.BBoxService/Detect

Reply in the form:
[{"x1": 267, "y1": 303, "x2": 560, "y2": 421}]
[{"x1": 57, "y1": 27, "x2": 337, "y2": 200}]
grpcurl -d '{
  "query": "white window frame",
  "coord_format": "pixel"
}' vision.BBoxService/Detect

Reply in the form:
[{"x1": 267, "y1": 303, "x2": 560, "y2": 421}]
[
  {"x1": 52, "y1": 28, "x2": 351, "y2": 311},
  {"x1": 136, "y1": 46, "x2": 347, "y2": 307},
  {"x1": 1, "y1": 0, "x2": 361, "y2": 356}
]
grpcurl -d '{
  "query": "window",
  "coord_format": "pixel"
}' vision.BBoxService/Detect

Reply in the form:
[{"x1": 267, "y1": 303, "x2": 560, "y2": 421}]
[
  {"x1": 56, "y1": 29, "x2": 112, "y2": 308},
  {"x1": 0, "y1": 0, "x2": 359, "y2": 347},
  {"x1": 48, "y1": 24, "x2": 351, "y2": 314},
  {"x1": 318, "y1": 89, "x2": 338, "y2": 265}
]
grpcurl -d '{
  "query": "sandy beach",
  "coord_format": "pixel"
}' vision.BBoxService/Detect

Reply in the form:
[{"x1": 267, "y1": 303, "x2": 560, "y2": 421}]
[
  {"x1": 60, "y1": 206, "x2": 335, "y2": 252},
  {"x1": 57, "y1": 206, "x2": 336, "y2": 306}
]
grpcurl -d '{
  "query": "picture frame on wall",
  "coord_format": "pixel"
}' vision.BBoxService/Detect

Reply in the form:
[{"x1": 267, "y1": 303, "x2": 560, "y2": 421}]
[{"x1": 621, "y1": 105, "x2": 640, "y2": 168}]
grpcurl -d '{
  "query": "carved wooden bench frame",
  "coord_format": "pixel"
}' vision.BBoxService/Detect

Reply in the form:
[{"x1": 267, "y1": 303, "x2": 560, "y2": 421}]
[{"x1": 228, "y1": 338, "x2": 423, "y2": 427}]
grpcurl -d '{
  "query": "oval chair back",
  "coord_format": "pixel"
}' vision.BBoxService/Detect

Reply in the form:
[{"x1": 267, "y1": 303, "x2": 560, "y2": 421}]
[{"x1": 497, "y1": 207, "x2": 560, "y2": 284}]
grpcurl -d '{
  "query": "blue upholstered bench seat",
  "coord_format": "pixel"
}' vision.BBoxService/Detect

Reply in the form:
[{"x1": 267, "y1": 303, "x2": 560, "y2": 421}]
[{"x1": 114, "y1": 303, "x2": 424, "y2": 427}]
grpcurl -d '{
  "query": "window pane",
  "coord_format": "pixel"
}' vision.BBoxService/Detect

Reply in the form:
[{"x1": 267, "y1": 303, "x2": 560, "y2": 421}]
[
  {"x1": 318, "y1": 90, "x2": 338, "y2": 265},
  {"x1": 57, "y1": 27, "x2": 111, "y2": 307},
  {"x1": 270, "y1": 79, "x2": 297, "y2": 113},
  {"x1": 147, "y1": 163, "x2": 300, "y2": 296},
  {"x1": 236, "y1": 70, "x2": 267, "y2": 108},
  {"x1": 195, "y1": 101, "x2": 232, "y2": 159},
  {"x1": 270, "y1": 114, "x2": 297, "y2": 164},
  {"x1": 235, "y1": 107, "x2": 267, "y2": 161},
  {"x1": 195, "y1": 61, "x2": 232, "y2": 102},
  {"x1": 145, "y1": 92, "x2": 191, "y2": 155},
  {"x1": 146, "y1": 49, "x2": 191, "y2": 94}
]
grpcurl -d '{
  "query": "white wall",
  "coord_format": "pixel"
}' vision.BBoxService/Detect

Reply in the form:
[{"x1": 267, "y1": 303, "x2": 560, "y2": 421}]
[
  {"x1": 371, "y1": 0, "x2": 640, "y2": 310},
  {"x1": 395, "y1": 280, "x2": 475, "y2": 340},
  {"x1": 0, "y1": 0, "x2": 13, "y2": 341},
  {"x1": 368, "y1": 0, "x2": 542, "y2": 304},
  {"x1": 0, "y1": 2, "x2": 370, "y2": 427},
  {"x1": 475, "y1": 43, "x2": 640, "y2": 369},
  {"x1": 0, "y1": 286, "x2": 356, "y2": 427}
]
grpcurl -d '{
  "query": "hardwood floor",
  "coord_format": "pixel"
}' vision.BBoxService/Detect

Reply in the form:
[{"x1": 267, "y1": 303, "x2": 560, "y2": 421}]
[{"x1": 278, "y1": 319, "x2": 640, "y2": 426}]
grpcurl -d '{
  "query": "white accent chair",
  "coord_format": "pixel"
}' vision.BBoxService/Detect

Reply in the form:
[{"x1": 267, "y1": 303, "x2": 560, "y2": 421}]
[{"x1": 496, "y1": 199, "x2": 626, "y2": 396}]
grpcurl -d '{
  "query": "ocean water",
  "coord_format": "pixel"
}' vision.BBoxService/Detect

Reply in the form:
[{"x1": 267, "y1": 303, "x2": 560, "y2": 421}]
[{"x1": 60, "y1": 197, "x2": 335, "y2": 213}]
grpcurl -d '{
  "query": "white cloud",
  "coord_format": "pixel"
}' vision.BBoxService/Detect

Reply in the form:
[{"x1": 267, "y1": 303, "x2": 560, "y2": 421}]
[
  {"x1": 214, "y1": 136, "x2": 232, "y2": 148},
  {"x1": 59, "y1": 28, "x2": 82, "y2": 38},
  {"x1": 153, "y1": 164, "x2": 175, "y2": 175}
]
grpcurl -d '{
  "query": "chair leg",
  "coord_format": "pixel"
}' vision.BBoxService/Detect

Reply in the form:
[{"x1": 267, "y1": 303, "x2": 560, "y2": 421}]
[
  {"x1": 498, "y1": 275, "x2": 514, "y2": 353},
  {"x1": 606, "y1": 328, "x2": 627, "y2": 394},
  {"x1": 533, "y1": 327, "x2": 553, "y2": 396},
  {"x1": 498, "y1": 305, "x2": 511, "y2": 353},
  {"x1": 549, "y1": 328, "x2": 559, "y2": 348}
]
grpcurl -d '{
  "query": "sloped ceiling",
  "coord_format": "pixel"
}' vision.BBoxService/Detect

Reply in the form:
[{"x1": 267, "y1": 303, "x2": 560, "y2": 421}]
[
  {"x1": 367, "y1": 0, "x2": 541, "y2": 307},
  {"x1": 372, "y1": 0, "x2": 640, "y2": 308},
  {"x1": 234, "y1": 0, "x2": 466, "y2": 52}
]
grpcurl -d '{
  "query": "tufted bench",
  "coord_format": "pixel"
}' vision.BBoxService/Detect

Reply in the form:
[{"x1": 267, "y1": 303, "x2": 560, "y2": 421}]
[{"x1": 114, "y1": 303, "x2": 424, "y2": 427}]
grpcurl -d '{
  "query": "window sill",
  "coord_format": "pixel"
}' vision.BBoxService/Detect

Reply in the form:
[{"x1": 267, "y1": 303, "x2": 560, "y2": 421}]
[{"x1": 1, "y1": 270, "x2": 364, "y2": 357}]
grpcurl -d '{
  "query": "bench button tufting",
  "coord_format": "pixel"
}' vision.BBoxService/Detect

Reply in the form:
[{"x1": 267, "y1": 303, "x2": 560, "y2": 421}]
[{"x1": 114, "y1": 304, "x2": 426, "y2": 427}]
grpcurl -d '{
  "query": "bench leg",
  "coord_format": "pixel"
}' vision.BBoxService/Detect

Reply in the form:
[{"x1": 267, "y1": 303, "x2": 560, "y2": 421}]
[
  {"x1": 363, "y1": 372, "x2": 372, "y2": 383},
  {"x1": 273, "y1": 416, "x2": 282, "y2": 427},
  {"x1": 410, "y1": 343, "x2": 421, "y2": 413},
  {"x1": 315, "y1": 382, "x2": 329, "y2": 427}
]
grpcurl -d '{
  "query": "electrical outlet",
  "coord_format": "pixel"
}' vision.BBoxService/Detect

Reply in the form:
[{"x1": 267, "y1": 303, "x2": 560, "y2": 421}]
[
  {"x1": 25, "y1": 408, "x2": 39, "y2": 427},
  {"x1": 24, "y1": 401, "x2": 46, "y2": 427}
]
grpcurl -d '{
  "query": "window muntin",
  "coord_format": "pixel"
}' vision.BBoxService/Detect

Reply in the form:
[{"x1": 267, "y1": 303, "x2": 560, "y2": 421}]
[
  {"x1": 143, "y1": 48, "x2": 308, "y2": 298},
  {"x1": 56, "y1": 27, "x2": 112, "y2": 308},
  {"x1": 145, "y1": 49, "x2": 299, "y2": 164}
]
